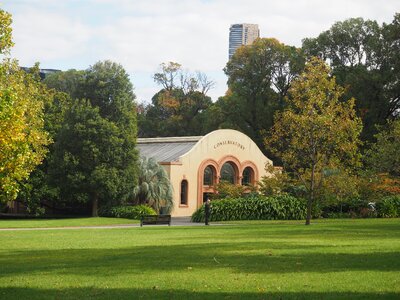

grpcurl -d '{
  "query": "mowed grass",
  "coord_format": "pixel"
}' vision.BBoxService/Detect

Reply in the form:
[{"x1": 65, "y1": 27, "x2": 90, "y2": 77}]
[
  {"x1": 0, "y1": 219, "x2": 399, "y2": 299},
  {"x1": 0, "y1": 217, "x2": 138, "y2": 228}
]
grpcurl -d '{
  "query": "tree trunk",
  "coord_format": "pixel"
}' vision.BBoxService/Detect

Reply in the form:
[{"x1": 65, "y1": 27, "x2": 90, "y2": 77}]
[
  {"x1": 306, "y1": 162, "x2": 316, "y2": 225},
  {"x1": 92, "y1": 195, "x2": 98, "y2": 217},
  {"x1": 306, "y1": 198, "x2": 313, "y2": 225}
]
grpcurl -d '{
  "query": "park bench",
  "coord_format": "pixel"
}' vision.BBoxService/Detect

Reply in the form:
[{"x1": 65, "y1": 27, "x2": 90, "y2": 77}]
[{"x1": 140, "y1": 215, "x2": 171, "y2": 227}]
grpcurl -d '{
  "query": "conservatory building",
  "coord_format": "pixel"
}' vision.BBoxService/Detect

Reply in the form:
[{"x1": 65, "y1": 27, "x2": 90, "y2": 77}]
[{"x1": 137, "y1": 129, "x2": 273, "y2": 217}]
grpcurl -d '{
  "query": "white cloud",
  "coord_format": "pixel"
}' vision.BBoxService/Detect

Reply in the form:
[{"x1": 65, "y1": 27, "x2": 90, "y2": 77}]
[
  {"x1": 3, "y1": 0, "x2": 400, "y2": 102},
  {"x1": 10, "y1": 8, "x2": 92, "y2": 68}
]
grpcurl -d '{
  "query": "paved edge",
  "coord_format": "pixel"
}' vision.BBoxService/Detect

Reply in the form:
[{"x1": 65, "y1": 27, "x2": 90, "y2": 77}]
[{"x1": 0, "y1": 218, "x2": 227, "y2": 231}]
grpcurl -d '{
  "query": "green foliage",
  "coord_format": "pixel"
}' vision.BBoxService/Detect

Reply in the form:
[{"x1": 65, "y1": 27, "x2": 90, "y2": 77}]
[
  {"x1": 191, "y1": 195, "x2": 306, "y2": 222},
  {"x1": 0, "y1": 62, "x2": 51, "y2": 201},
  {"x1": 41, "y1": 61, "x2": 138, "y2": 216},
  {"x1": 320, "y1": 198, "x2": 373, "y2": 219},
  {"x1": 139, "y1": 62, "x2": 214, "y2": 137},
  {"x1": 318, "y1": 169, "x2": 361, "y2": 207},
  {"x1": 133, "y1": 157, "x2": 173, "y2": 214},
  {"x1": 0, "y1": 9, "x2": 13, "y2": 54},
  {"x1": 211, "y1": 181, "x2": 256, "y2": 200},
  {"x1": 302, "y1": 15, "x2": 400, "y2": 142},
  {"x1": 139, "y1": 89, "x2": 212, "y2": 137},
  {"x1": 99, "y1": 205, "x2": 156, "y2": 220},
  {"x1": 376, "y1": 195, "x2": 400, "y2": 218},
  {"x1": 44, "y1": 69, "x2": 85, "y2": 100},
  {"x1": 259, "y1": 164, "x2": 291, "y2": 196},
  {"x1": 267, "y1": 57, "x2": 362, "y2": 225},
  {"x1": 221, "y1": 38, "x2": 305, "y2": 155},
  {"x1": 15, "y1": 91, "x2": 72, "y2": 214},
  {"x1": 365, "y1": 119, "x2": 400, "y2": 177},
  {"x1": 50, "y1": 99, "x2": 132, "y2": 215}
]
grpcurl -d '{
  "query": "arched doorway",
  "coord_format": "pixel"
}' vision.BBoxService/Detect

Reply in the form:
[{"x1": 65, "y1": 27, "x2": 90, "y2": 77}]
[{"x1": 198, "y1": 160, "x2": 219, "y2": 206}]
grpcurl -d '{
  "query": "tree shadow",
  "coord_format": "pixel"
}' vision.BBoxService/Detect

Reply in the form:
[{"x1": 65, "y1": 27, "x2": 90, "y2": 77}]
[
  {"x1": 0, "y1": 287, "x2": 398, "y2": 300},
  {"x1": 1, "y1": 241, "x2": 399, "y2": 277}
]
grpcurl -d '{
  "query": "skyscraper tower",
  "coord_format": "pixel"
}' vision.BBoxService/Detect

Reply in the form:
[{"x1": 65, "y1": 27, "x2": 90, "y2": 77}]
[{"x1": 228, "y1": 23, "x2": 259, "y2": 59}]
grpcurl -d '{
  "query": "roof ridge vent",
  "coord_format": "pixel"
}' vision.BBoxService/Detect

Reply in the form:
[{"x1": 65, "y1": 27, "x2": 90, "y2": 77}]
[{"x1": 137, "y1": 136, "x2": 203, "y2": 144}]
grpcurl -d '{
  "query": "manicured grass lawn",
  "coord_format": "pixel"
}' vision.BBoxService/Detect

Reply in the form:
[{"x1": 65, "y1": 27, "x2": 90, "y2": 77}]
[
  {"x1": 0, "y1": 217, "x2": 138, "y2": 228},
  {"x1": 0, "y1": 218, "x2": 399, "y2": 299}
]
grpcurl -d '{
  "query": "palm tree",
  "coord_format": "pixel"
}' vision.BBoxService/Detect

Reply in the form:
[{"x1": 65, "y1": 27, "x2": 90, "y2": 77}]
[{"x1": 133, "y1": 157, "x2": 174, "y2": 214}]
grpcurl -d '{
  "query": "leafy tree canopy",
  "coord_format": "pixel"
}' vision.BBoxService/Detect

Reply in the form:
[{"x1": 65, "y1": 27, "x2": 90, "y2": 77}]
[
  {"x1": 43, "y1": 69, "x2": 85, "y2": 101},
  {"x1": 365, "y1": 119, "x2": 400, "y2": 177},
  {"x1": 220, "y1": 38, "x2": 305, "y2": 155},
  {"x1": 302, "y1": 15, "x2": 400, "y2": 142},
  {"x1": 139, "y1": 62, "x2": 214, "y2": 137},
  {"x1": 267, "y1": 57, "x2": 362, "y2": 225},
  {"x1": 50, "y1": 99, "x2": 129, "y2": 215},
  {"x1": 44, "y1": 61, "x2": 138, "y2": 216},
  {"x1": 0, "y1": 10, "x2": 51, "y2": 202}
]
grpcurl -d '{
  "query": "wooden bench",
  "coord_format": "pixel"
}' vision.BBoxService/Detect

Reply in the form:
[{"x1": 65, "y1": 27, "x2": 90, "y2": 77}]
[{"x1": 140, "y1": 215, "x2": 171, "y2": 227}]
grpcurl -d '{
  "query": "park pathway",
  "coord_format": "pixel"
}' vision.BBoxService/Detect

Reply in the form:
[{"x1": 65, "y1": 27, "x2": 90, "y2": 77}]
[{"x1": 0, "y1": 217, "x2": 222, "y2": 231}]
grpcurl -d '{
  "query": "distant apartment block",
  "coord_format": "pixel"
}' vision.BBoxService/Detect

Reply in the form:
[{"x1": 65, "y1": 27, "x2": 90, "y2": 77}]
[{"x1": 229, "y1": 23, "x2": 259, "y2": 59}]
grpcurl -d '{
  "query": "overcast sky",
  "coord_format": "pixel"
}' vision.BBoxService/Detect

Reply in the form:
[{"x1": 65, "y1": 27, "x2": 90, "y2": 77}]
[{"x1": 3, "y1": 0, "x2": 399, "y2": 103}]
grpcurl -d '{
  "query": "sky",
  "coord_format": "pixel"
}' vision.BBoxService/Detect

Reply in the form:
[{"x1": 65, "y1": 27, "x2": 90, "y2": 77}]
[{"x1": 2, "y1": 0, "x2": 400, "y2": 103}]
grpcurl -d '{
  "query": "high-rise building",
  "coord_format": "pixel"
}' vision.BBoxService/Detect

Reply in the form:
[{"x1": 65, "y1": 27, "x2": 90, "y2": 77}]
[{"x1": 228, "y1": 23, "x2": 259, "y2": 59}]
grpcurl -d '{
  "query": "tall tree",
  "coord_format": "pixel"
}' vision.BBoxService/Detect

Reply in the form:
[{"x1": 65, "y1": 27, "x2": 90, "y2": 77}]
[
  {"x1": 365, "y1": 119, "x2": 400, "y2": 177},
  {"x1": 43, "y1": 69, "x2": 85, "y2": 100},
  {"x1": 0, "y1": 10, "x2": 51, "y2": 203},
  {"x1": 381, "y1": 13, "x2": 400, "y2": 119},
  {"x1": 16, "y1": 90, "x2": 72, "y2": 214},
  {"x1": 222, "y1": 38, "x2": 305, "y2": 154},
  {"x1": 139, "y1": 62, "x2": 213, "y2": 137},
  {"x1": 267, "y1": 57, "x2": 362, "y2": 225},
  {"x1": 302, "y1": 16, "x2": 399, "y2": 142},
  {"x1": 49, "y1": 61, "x2": 139, "y2": 216},
  {"x1": 51, "y1": 99, "x2": 130, "y2": 216}
]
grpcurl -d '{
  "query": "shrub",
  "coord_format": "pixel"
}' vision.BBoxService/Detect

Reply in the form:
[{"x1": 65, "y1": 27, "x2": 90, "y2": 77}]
[
  {"x1": 321, "y1": 198, "x2": 374, "y2": 218},
  {"x1": 376, "y1": 195, "x2": 400, "y2": 218},
  {"x1": 191, "y1": 195, "x2": 306, "y2": 222},
  {"x1": 211, "y1": 181, "x2": 256, "y2": 200},
  {"x1": 99, "y1": 205, "x2": 156, "y2": 219},
  {"x1": 325, "y1": 212, "x2": 352, "y2": 219}
]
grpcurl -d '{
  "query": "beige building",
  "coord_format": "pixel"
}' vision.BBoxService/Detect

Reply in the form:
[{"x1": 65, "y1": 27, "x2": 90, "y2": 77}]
[{"x1": 137, "y1": 129, "x2": 272, "y2": 217}]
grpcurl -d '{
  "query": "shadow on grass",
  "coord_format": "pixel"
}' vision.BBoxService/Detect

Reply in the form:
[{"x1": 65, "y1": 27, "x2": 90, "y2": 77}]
[
  {"x1": 0, "y1": 287, "x2": 398, "y2": 300},
  {"x1": 1, "y1": 241, "x2": 399, "y2": 277},
  {"x1": 226, "y1": 219, "x2": 400, "y2": 236}
]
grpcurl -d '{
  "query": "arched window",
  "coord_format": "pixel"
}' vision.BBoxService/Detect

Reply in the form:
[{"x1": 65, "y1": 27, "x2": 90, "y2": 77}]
[
  {"x1": 203, "y1": 166, "x2": 215, "y2": 186},
  {"x1": 180, "y1": 180, "x2": 188, "y2": 205},
  {"x1": 242, "y1": 167, "x2": 254, "y2": 186},
  {"x1": 220, "y1": 162, "x2": 236, "y2": 184}
]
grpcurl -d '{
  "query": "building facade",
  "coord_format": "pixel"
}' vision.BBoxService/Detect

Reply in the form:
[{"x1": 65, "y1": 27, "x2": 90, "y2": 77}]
[
  {"x1": 137, "y1": 129, "x2": 272, "y2": 216},
  {"x1": 228, "y1": 23, "x2": 259, "y2": 59}
]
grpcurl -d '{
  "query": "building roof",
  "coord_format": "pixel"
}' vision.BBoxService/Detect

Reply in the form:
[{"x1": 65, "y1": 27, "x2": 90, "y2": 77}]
[{"x1": 137, "y1": 136, "x2": 202, "y2": 163}]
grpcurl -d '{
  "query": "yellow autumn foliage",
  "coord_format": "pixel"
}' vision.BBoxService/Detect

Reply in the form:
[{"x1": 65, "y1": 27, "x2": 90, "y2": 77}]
[{"x1": 0, "y1": 10, "x2": 51, "y2": 202}]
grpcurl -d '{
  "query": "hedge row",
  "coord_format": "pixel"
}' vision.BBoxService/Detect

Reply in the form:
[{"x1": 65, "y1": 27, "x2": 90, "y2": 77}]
[
  {"x1": 191, "y1": 195, "x2": 306, "y2": 222},
  {"x1": 321, "y1": 195, "x2": 400, "y2": 218},
  {"x1": 99, "y1": 205, "x2": 156, "y2": 219},
  {"x1": 376, "y1": 195, "x2": 400, "y2": 218}
]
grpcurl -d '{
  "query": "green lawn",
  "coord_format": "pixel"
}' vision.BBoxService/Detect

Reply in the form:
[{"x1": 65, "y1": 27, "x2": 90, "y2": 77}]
[
  {"x1": 0, "y1": 218, "x2": 399, "y2": 299},
  {"x1": 0, "y1": 217, "x2": 138, "y2": 228}
]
